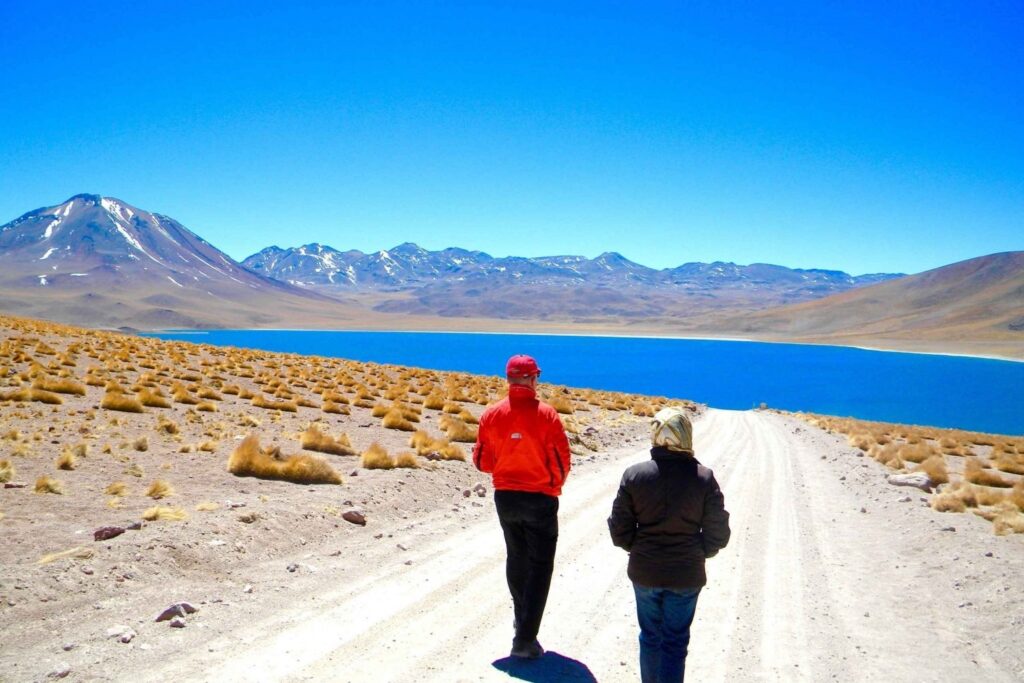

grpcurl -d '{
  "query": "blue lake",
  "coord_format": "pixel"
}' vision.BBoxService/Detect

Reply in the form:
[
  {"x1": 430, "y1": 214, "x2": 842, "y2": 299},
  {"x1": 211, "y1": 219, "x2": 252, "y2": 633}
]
[{"x1": 145, "y1": 330, "x2": 1024, "y2": 436}]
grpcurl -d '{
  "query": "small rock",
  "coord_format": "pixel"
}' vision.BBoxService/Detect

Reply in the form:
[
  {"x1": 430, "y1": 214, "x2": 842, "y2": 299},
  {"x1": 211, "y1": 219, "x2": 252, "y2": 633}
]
[
  {"x1": 886, "y1": 472, "x2": 933, "y2": 492},
  {"x1": 342, "y1": 510, "x2": 366, "y2": 526},
  {"x1": 985, "y1": 552, "x2": 994, "y2": 558},
  {"x1": 119, "y1": 629, "x2": 137, "y2": 644},
  {"x1": 286, "y1": 563, "x2": 299, "y2": 573},
  {"x1": 155, "y1": 602, "x2": 198, "y2": 622},
  {"x1": 473, "y1": 483, "x2": 487, "y2": 497},
  {"x1": 349, "y1": 469, "x2": 359, "y2": 476},
  {"x1": 93, "y1": 526, "x2": 125, "y2": 542},
  {"x1": 243, "y1": 585, "x2": 253, "y2": 594},
  {"x1": 404, "y1": 560, "x2": 413, "y2": 565},
  {"x1": 126, "y1": 521, "x2": 143, "y2": 531},
  {"x1": 106, "y1": 625, "x2": 130, "y2": 639},
  {"x1": 227, "y1": 501, "x2": 246, "y2": 509},
  {"x1": 4, "y1": 481, "x2": 28, "y2": 488},
  {"x1": 397, "y1": 544, "x2": 408, "y2": 551},
  {"x1": 47, "y1": 664, "x2": 71, "y2": 679},
  {"x1": 169, "y1": 617, "x2": 187, "y2": 628},
  {"x1": 462, "y1": 489, "x2": 471, "y2": 498},
  {"x1": 860, "y1": 507, "x2": 867, "y2": 514},
  {"x1": 897, "y1": 496, "x2": 912, "y2": 503},
  {"x1": 942, "y1": 526, "x2": 956, "y2": 532},
  {"x1": 61, "y1": 643, "x2": 76, "y2": 652},
  {"x1": 237, "y1": 512, "x2": 259, "y2": 524},
  {"x1": 81, "y1": 565, "x2": 95, "y2": 575}
]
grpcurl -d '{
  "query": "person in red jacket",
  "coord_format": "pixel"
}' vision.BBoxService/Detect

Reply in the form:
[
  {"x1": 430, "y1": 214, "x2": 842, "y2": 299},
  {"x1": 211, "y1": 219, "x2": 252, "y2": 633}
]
[{"x1": 473, "y1": 354, "x2": 571, "y2": 659}]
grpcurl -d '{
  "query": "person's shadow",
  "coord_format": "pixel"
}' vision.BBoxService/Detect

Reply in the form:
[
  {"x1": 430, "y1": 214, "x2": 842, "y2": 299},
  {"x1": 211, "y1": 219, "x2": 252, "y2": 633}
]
[{"x1": 492, "y1": 651, "x2": 598, "y2": 682}]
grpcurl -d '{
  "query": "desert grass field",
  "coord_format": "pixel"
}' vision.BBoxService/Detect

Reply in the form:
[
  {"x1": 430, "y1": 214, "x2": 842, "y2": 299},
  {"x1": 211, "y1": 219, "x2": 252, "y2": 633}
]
[{"x1": 1, "y1": 313, "x2": 1022, "y2": 681}]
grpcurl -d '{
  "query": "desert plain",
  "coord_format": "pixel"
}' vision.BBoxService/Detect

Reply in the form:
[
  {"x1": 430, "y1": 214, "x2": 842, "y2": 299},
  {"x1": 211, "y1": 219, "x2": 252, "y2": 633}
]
[{"x1": 1, "y1": 314, "x2": 1023, "y2": 682}]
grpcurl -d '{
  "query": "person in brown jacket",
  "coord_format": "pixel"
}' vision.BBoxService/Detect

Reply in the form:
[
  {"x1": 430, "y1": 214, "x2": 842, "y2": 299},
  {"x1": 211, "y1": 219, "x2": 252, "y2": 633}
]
[
  {"x1": 608, "y1": 407, "x2": 730, "y2": 682},
  {"x1": 473, "y1": 354, "x2": 571, "y2": 659}
]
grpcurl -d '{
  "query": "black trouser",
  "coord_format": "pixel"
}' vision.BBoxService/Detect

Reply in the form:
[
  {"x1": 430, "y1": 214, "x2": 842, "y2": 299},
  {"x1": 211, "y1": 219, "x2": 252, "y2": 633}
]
[{"x1": 494, "y1": 489, "x2": 559, "y2": 644}]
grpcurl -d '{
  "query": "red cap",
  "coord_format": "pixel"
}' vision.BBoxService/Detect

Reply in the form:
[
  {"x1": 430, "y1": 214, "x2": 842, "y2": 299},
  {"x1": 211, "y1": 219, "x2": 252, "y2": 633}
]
[{"x1": 506, "y1": 354, "x2": 541, "y2": 378}]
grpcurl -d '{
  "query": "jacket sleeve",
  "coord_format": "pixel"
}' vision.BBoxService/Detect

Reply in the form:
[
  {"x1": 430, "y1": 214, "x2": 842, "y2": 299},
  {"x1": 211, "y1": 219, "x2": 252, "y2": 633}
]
[
  {"x1": 472, "y1": 412, "x2": 494, "y2": 473},
  {"x1": 548, "y1": 412, "x2": 571, "y2": 486},
  {"x1": 607, "y1": 474, "x2": 637, "y2": 551},
  {"x1": 700, "y1": 472, "x2": 731, "y2": 558}
]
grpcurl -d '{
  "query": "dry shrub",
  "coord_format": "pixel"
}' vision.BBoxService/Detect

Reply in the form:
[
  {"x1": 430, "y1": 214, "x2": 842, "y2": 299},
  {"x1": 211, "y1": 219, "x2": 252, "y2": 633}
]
[
  {"x1": 124, "y1": 462, "x2": 144, "y2": 478},
  {"x1": 134, "y1": 436, "x2": 149, "y2": 452},
  {"x1": 1009, "y1": 481, "x2": 1024, "y2": 512},
  {"x1": 382, "y1": 408, "x2": 415, "y2": 431},
  {"x1": 145, "y1": 479, "x2": 174, "y2": 499},
  {"x1": 199, "y1": 440, "x2": 218, "y2": 452},
  {"x1": 440, "y1": 415, "x2": 477, "y2": 443},
  {"x1": 196, "y1": 501, "x2": 220, "y2": 511},
  {"x1": 198, "y1": 387, "x2": 222, "y2": 401},
  {"x1": 323, "y1": 400, "x2": 350, "y2": 415},
  {"x1": 898, "y1": 442, "x2": 936, "y2": 464},
  {"x1": 931, "y1": 491, "x2": 966, "y2": 513},
  {"x1": 33, "y1": 376, "x2": 86, "y2": 396},
  {"x1": 847, "y1": 433, "x2": 872, "y2": 451},
  {"x1": 156, "y1": 417, "x2": 180, "y2": 434},
  {"x1": 0, "y1": 459, "x2": 13, "y2": 483},
  {"x1": 2, "y1": 388, "x2": 64, "y2": 405},
  {"x1": 105, "y1": 481, "x2": 127, "y2": 496},
  {"x1": 196, "y1": 401, "x2": 218, "y2": 412},
  {"x1": 964, "y1": 458, "x2": 1014, "y2": 488},
  {"x1": 252, "y1": 395, "x2": 298, "y2": 412},
  {"x1": 442, "y1": 401, "x2": 462, "y2": 414},
  {"x1": 549, "y1": 396, "x2": 574, "y2": 415},
  {"x1": 221, "y1": 384, "x2": 240, "y2": 395},
  {"x1": 142, "y1": 506, "x2": 188, "y2": 521},
  {"x1": 993, "y1": 455, "x2": 1024, "y2": 476},
  {"x1": 423, "y1": 393, "x2": 445, "y2": 410},
  {"x1": 395, "y1": 451, "x2": 420, "y2": 469},
  {"x1": 34, "y1": 476, "x2": 64, "y2": 494},
  {"x1": 228, "y1": 434, "x2": 342, "y2": 485},
  {"x1": 993, "y1": 507, "x2": 1024, "y2": 535},
  {"x1": 56, "y1": 450, "x2": 77, "y2": 470},
  {"x1": 371, "y1": 403, "x2": 390, "y2": 418},
  {"x1": 38, "y1": 546, "x2": 93, "y2": 565},
  {"x1": 913, "y1": 456, "x2": 949, "y2": 485},
  {"x1": 457, "y1": 409, "x2": 479, "y2": 425},
  {"x1": 138, "y1": 388, "x2": 172, "y2": 408},
  {"x1": 101, "y1": 392, "x2": 145, "y2": 413},
  {"x1": 173, "y1": 387, "x2": 199, "y2": 404},
  {"x1": 361, "y1": 442, "x2": 395, "y2": 470},
  {"x1": 300, "y1": 426, "x2": 355, "y2": 455}
]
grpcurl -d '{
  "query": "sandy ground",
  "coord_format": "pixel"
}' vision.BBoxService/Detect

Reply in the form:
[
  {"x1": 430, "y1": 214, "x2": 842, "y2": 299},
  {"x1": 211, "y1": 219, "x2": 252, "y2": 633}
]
[{"x1": 6, "y1": 408, "x2": 1021, "y2": 682}]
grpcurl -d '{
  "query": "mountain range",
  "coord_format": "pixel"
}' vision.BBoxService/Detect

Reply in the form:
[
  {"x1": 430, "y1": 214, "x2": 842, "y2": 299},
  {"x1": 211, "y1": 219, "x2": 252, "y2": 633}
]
[
  {"x1": 1, "y1": 194, "x2": 1020, "y2": 358},
  {"x1": 241, "y1": 243, "x2": 898, "y2": 320}
]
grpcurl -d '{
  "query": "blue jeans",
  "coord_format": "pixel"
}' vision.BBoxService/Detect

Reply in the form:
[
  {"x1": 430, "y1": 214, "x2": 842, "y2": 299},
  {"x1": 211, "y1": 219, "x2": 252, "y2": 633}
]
[{"x1": 633, "y1": 584, "x2": 701, "y2": 683}]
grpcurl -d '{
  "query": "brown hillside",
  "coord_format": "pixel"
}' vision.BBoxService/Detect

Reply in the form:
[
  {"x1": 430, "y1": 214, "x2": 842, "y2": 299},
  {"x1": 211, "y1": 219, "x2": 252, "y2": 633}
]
[{"x1": 712, "y1": 252, "x2": 1024, "y2": 355}]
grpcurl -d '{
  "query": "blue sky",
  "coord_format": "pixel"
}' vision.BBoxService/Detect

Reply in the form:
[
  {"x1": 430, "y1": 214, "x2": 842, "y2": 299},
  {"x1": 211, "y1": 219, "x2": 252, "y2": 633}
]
[{"x1": 1, "y1": 1, "x2": 1021, "y2": 275}]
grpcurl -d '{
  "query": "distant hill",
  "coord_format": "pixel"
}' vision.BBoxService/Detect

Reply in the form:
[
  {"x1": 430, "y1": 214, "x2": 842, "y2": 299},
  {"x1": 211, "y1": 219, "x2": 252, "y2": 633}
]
[
  {"x1": 709, "y1": 251, "x2": 1024, "y2": 353},
  {"x1": 0, "y1": 194, "x2": 361, "y2": 329},
  {"x1": 242, "y1": 242, "x2": 898, "y2": 320}
]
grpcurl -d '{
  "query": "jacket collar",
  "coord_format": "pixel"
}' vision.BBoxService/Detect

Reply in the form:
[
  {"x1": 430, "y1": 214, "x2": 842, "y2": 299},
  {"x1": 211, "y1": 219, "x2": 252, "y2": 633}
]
[
  {"x1": 508, "y1": 384, "x2": 537, "y2": 402},
  {"x1": 651, "y1": 445, "x2": 694, "y2": 460}
]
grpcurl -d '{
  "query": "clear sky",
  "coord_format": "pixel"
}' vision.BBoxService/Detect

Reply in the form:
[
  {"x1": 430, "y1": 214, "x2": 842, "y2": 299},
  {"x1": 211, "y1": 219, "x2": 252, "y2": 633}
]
[{"x1": 1, "y1": 1, "x2": 1021, "y2": 275}]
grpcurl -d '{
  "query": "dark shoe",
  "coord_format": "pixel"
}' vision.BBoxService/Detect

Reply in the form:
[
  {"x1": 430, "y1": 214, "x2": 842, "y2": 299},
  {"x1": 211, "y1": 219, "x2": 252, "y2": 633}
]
[{"x1": 510, "y1": 638, "x2": 544, "y2": 659}]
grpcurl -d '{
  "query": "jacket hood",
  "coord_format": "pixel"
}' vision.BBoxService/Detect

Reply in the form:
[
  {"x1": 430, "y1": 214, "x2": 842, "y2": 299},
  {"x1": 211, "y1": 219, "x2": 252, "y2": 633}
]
[{"x1": 650, "y1": 445, "x2": 695, "y2": 460}]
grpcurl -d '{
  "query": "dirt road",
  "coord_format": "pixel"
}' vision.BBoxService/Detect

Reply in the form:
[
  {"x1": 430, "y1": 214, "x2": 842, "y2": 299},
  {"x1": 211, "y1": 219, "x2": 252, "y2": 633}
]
[{"x1": 151, "y1": 409, "x2": 1024, "y2": 682}]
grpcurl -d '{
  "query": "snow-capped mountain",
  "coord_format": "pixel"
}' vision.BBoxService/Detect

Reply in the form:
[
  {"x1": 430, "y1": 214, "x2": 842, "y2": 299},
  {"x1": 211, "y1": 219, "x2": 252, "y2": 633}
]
[
  {"x1": 0, "y1": 194, "x2": 344, "y2": 329},
  {"x1": 242, "y1": 241, "x2": 900, "y2": 305}
]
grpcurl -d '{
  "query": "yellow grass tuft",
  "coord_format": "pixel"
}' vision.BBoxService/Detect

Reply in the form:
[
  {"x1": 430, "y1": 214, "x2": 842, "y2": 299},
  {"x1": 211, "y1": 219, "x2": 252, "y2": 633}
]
[
  {"x1": 300, "y1": 426, "x2": 355, "y2": 455},
  {"x1": 2, "y1": 387, "x2": 64, "y2": 404},
  {"x1": 124, "y1": 462, "x2": 144, "y2": 478},
  {"x1": 423, "y1": 393, "x2": 445, "y2": 410},
  {"x1": 964, "y1": 458, "x2": 1014, "y2": 488},
  {"x1": 252, "y1": 395, "x2": 298, "y2": 412},
  {"x1": 33, "y1": 376, "x2": 86, "y2": 396},
  {"x1": 196, "y1": 401, "x2": 218, "y2": 412},
  {"x1": 195, "y1": 501, "x2": 220, "y2": 511},
  {"x1": 360, "y1": 442, "x2": 395, "y2": 470},
  {"x1": 548, "y1": 396, "x2": 574, "y2": 415},
  {"x1": 101, "y1": 392, "x2": 145, "y2": 413},
  {"x1": 440, "y1": 416, "x2": 477, "y2": 443},
  {"x1": 228, "y1": 434, "x2": 342, "y2": 484},
  {"x1": 142, "y1": 506, "x2": 188, "y2": 521},
  {"x1": 382, "y1": 408, "x2": 415, "y2": 431},
  {"x1": 38, "y1": 546, "x2": 94, "y2": 565},
  {"x1": 323, "y1": 400, "x2": 350, "y2": 415},
  {"x1": 439, "y1": 441, "x2": 466, "y2": 461},
  {"x1": 56, "y1": 450, "x2": 77, "y2": 470},
  {"x1": 34, "y1": 476, "x2": 64, "y2": 494},
  {"x1": 105, "y1": 481, "x2": 127, "y2": 496},
  {"x1": 394, "y1": 451, "x2": 420, "y2": 469},
  {"x1": 156, "y1": 417, "x2": 180, "y2": 434},
  {"x1": 134, "y1": 436, "x2": 149, "y2": 452},
  {"x1": 173, "y1": 387, "x2": 199, "y2": 404},
  {"x1": 145, "y1": 479, "x2": 174, "y2": 499},
  {"x1": 138, "y1": 388, "x2": 172, "y2": 409},
  {"x1": 931, "y1": 491, "x2": 966, "y2": 513},
  {"x1": 913, "y1": 455, "x2": 949, "y2": 485},
  {"x1": 0, "y1": 459, "x2": 13, "y2": 483}
]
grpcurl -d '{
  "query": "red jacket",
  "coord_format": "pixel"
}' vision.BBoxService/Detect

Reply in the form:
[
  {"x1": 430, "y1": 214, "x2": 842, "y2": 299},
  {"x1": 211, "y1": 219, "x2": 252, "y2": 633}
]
[{"x1": 473, "y1": 384, "x2": 571, "y2": 496}]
